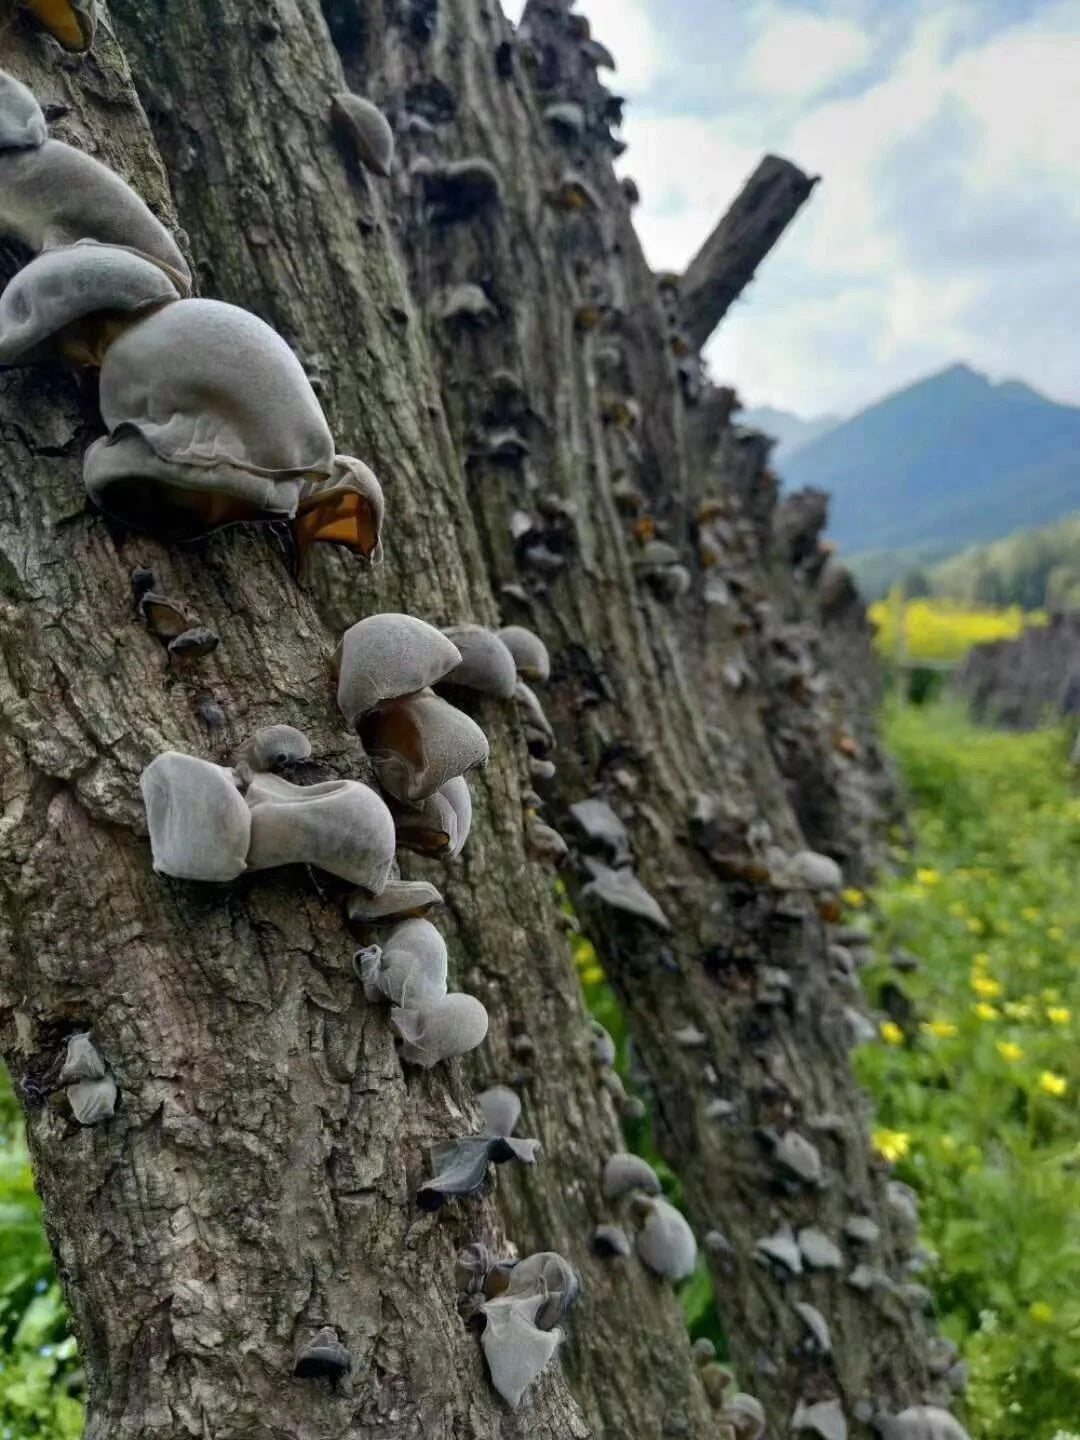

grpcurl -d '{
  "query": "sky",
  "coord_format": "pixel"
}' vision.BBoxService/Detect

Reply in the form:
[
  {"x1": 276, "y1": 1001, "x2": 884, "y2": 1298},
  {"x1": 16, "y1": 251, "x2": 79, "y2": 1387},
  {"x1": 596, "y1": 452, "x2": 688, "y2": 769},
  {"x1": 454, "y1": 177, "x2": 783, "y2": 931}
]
[{"x1": 504, "y1": 0, "x2": 1080, "y2": 420}]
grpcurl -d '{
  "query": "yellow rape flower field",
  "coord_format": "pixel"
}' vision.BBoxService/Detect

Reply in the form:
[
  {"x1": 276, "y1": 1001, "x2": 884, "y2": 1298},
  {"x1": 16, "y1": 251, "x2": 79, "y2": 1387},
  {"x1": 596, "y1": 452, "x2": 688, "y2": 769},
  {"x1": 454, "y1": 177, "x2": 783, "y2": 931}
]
[
  {"x1": 868, "y1": 596, "x2": 1045, "y2": 663},
  {"x1": 854, "y1": 705, "x2": 1080, "y2": 1440}
]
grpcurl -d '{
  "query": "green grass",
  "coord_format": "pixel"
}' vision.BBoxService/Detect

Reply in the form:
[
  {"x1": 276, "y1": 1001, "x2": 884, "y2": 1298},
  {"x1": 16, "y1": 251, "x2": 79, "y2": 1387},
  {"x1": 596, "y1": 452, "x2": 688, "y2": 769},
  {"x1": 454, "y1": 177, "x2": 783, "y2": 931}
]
[{"x1": 853, "y1": 704, "x2": 1080, "y2": 1439}]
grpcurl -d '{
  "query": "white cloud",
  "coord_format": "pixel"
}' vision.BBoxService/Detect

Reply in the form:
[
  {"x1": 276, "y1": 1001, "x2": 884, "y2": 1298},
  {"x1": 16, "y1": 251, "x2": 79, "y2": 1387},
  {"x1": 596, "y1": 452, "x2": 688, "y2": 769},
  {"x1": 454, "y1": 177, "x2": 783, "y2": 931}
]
[{"x1": 743, "y1": 8, "x2": 872, "y2": 100}]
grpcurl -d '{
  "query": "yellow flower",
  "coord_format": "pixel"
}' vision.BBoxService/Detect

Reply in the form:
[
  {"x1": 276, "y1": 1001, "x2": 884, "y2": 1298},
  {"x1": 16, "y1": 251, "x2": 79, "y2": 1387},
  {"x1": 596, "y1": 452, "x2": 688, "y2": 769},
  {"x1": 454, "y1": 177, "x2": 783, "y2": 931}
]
[
  {"x1": 581, "y1": 966, "x2": 606, "y2": 986},
  {"x1": 841, "y1": 887, "x2": 865, "y2": 908},
  {"x1": 947, "y1": 901, "x2": 967, "y2": 919},
  {"x1": 1048, "y1": 925, "x2": 1065, "y2": 942},
  {"x1": 1021, "y1": 906, "x2": 1041, "y2": 922},
  {"x1": 971, "y1": 974, "x2": 1003, "y2": 999},
  {"x1": 916, "y1": 868, "x2": 940, "y2": 886},
  {"x1": 972, "y1": 952, "x2": 991, "y2": 968},
  {"x1": 1029, "y1": 1301, "x2": 1055, "y2": 1325},
  {"x1": 996, "y1": 1040, "x2": 1024, "y2": 1063},
  {"x1": 922, "y1": 1020, "x2": 958, "y2": 1039},
  {"x1": 973, "y1": 1002, "x2": 1000, "y2": 1021},
  {"x1": 879, "y1": 1021, "x2": 905, "y2": 1046},
  {"x1": 966, "y1": 917, "x2": 987, "y2": 935},
  {"x1": 872, "y1": 1128, "x2": 911, "y2": 1163},
  {"x1": 1042, "y1": 987, "x2": 1061, "y2": 1003},
  {"x1": 1047, "y1": 1006, "x2": 1071, "y2": 1025},
  {"x1": 1038, "y1": 1071, "x2": 1067, "y2": 1097}
]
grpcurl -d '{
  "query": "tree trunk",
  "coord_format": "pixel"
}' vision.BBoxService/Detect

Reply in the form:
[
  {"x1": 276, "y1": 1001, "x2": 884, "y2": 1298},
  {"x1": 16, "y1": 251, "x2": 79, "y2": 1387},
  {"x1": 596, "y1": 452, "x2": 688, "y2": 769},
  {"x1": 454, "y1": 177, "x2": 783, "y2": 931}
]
[{"x1": 0, "y1": 1, "x2": 946, "y2": 1438}]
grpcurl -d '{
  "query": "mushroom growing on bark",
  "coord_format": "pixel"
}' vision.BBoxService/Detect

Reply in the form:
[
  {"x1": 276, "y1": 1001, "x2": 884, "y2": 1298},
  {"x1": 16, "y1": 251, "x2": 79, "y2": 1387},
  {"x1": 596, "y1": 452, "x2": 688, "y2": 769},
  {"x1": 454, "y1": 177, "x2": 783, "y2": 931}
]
[
  {"x1": 497, "y1": 625, "x2": 550, "y2": 682},
  {"x1": 478, "y1": 1251, "x2": 580, "y2": 1408},
  {"x1": 244, "y1": 774, "x2": 397, "y2": 893},
  {"x1": 0, "y1": 132, "x2": 189, "y2": 287},
  {"x1": 359, "y1": 690, "x2": 489, "y2": 803},
  {"x1": 390, "y1": 992, "x2": 489, "y2": 1067},
  {"x1": 633, "y1": 1195, "x2": 698, "y2": 1280},
  {"x1": 85, "y1": 299, "x2": 335, "y2": 537},
  {"x1": 346, "y1": 878, "x2": 444, "y2": 926},
  {"x1": 330, "y1": 92, "x2": 394, "y2": 177},
  {"x1": 392, "y1": 774, "x2": 472, "y2": 857},
  {"x1": 0, "y1": 241, "x2": 180, "y2": 365},
  {"x1": 294, "y1": 454, "x2": 385, "y2": 562},
  {"x1": 0, "y1": 69, "x2": 47, "y2": 150},
  {"x1": 356, "y1": 917, "x2": 448, "y2": 1007},
  {"x1": 139, "y1": 751, "x2": 252, "y2": 883},
  {"x1": 337, "y1": 613, "x2": 462, "y2": 727},
  {"x1": 441, "y1": 625, "x2": 518, "y2": 699}
]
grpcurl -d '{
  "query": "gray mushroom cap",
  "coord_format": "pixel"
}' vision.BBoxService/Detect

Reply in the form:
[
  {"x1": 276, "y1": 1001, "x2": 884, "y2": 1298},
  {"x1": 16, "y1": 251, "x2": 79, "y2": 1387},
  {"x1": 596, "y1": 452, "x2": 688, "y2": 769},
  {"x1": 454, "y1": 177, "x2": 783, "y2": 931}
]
[
  {"x1": 236, "y1": 724, "x2": 312, "y2": 775},
  {"x1": 634, "y1": 1196, "x2": 698, "y2": 1279},
  {"x1": 337, "y1": 614, "x2": 462, "y2": 726},
  {"x1": 245, "y1": 773, "x2": 396, "y2": 894},
  {"x1": 591, "y1": 1223, "x2": 632, "y2": 1258},
  {"x1": 0, "y1": 241, "x2": 180, "y2": 364},
  {"x1": 875, "y1": 1408, "x2": 971, "y2": 1440},
  {"x1": 346, "y1": 878, "x2": 444, "y2": 924},
  {"x1": 84, "y1": 431, "x2": 306, "y2": 537},
  {"x1": 793, "y1": 1301, "x2": 832, "y2": 1355},
  {"x1": 496, "y1": 625, "x2": 550, "y2": 682},
  {"x1": 581, "y1": 858, "x2": 670, "y2": 931},
  {"x1": 0, "y1": 138, "x2": 190, "y2": 288},
  {"x1": 390, "y1": 992, "x2": 489, "y2": 1066},
  {"x1": 502, "y1": 1251, "x2": 581, "y2": 1330},
  {"x1": 295, "y1": 454, "x2": 385, "y2": 562},
  {"x1": 393, "y1": 775, "x2": 472, "y2": 857},
  {"x1": 601, "y1": 1150, "x2": 661, "y2": 1199},
  {"x1": 58, "y1": 1032, "x2": 105, "y2": 1084},
  {"x1": 358, "y1": 917, "x2": 448, "y2": 1006},
  {"x1": 140, "y1": 752, "x2": 251, "y2": 883},
  {"x1": 0, "y1": 70, "x2": 47, "y2": 150},
  {"x1": 476, "y1": 1085, "x2": 521, "y2": 1138},
  {"x1": 331, "y1": 92, "x2": 394, "y2": 177},
  {"x1": 442, "y1": 625, "x2": 519, "y2": 699},
  {"x1": 435, "y1": 282, "x2": 496, "y2": 323},
  {"x1": 568, "y1": 797, "x2": 631, "y2": 865},
  {"x1": 720, "y1": 1394, "x2": 767, "y2": 1440},
  {"x1": 359, "y1": 689, "x2": 489, "y2": 803},
  {"x1": 67, "y1": 1074, "x2": 117, "y2": 1125},
  {"x1": 792, "y1": 1398, "x2": 848, "y2": 1440},
  {"x1": 97, "y1": 298, "x2": 333, "y2": 478},
  {"x1": 480, "y1": 1292, "x2": 562, "y2": 1410},
  {"x1": 797, "y1": 1226, "x2": 843, "y2": 1271}
]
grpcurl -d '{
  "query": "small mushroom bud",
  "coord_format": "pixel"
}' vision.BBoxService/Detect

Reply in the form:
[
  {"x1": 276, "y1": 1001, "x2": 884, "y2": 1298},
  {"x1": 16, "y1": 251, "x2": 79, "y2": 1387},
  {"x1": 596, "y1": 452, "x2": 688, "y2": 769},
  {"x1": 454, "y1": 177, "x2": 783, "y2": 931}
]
[
  {"x1": 797, "y1": 1226, "x2": 843, "y2": 1271},
  {"x1": 0, "y1": 70, "x2": 47, "y2": 151},
  {"x1": 21, "y1": 0, "x2": 96, "y2": 52},
  {"x1": 359, "y1": 689, "x2": 489, "y2": 803},
  {"x1": 718, "y1": 1393, "x2": 767, "y2": 1440},
  {"x1": 753, "y1": 1223, "x2": 803, "y2": 1276},
  {"x1": 67, "y1": 1074, "x2": 117, "y2": 1125},
  {"x1": 602, "y1": 1151, "x2": 661, "y2": 1200},
  {"x1": 356, "y1": 916, "x2": 447, "y2": 1006},
  {"x1": 167, "y1": 626, "x2": 219, "y2": 661},
  {"x1": 330, "y1": 92, "x2": 394, "y2": 177},
  {"x1": 568, "y1": 798, "x2": 631, "y2": 865},
  {"x1": 588, "y1": 1019, "x2": 616, "y2": 1067},
  {"x1": 701, "y1": 1361, "x2": 735, "y2": 1408},
  {"x1": 875, "y1": 1408, "x2": 971, "y2": 1440},
  {"x1": 58, "y1": 1032, "x2": 105, "y2": 1084},
  {"x1": 528, "y1": 757, "x2": 556, "y2": 782},
  {"x1": 793, "y1": 1301, "x2": 832, "y2": 1356},
  {"x1": 245, "y1": 774, "x2": 396, "y2": 893},
  {"x1": 140, "y1": 752, "x2": 251, "y2": 883},
  {"x1": 514, "y1": 681, "x2": 555, "y2": 754},
  {"x1": 581, "y1": 859, "x2": 670, "y2": 931},
  {"x1": 0, "y1": 138, "x2": 189, "y2": 287},
  {"x1": 544, "y1": 101, "x2": 585, "y2": 139},
  {"x1": 419, "y1": 157, "x2": 502, "y2": 215},
  {"x1": 634, "y1": 1195, "x2": 697, "y2": 1279},
  {"x1": 390, "y1": 992, "x2": 489, "y2": 1067},
  {"x1": 792, "y1": 1398, "x2": 847, "y2": 1440},
  {"x1": 776, "y1": 850, "x2": 843, "y2": 892},
  {"x1": 844, "y1": 1215, "x2": 880, "y2": 1246},
  {"x1": 599, "y1": 1067, "x2": 645, "y2": 1119},
  {"x1": 772, "y1": 1130, "x2": 824, "y2": 1186},
  {"x1": 441, "y1": 625, "x2": 518, "y2": 699},
  {"x1": 294, "y1": 454, "x2": 385, "y2": 562},
  {"x1": 0, "y1": 241, "x2": 180, "y2": 366},
  {"x1": 293, "y1": 1327, "x2": 351, "y2": 1382},
  {"x1": 346, "y1": 878, "x2": 443, "y2": 925},
  {"x1": 435, "y1": 282, "x2": 496, "y2": 324},
  {"x1": 393, "y1": 774, "x2": 472, "y2": 857},
  {"x1": 581, "y1": 37, "x2": 616, "y2": 68},
  {"x1": 139, "y1": 592, "x2": 193, "y2": 640},
  {"x1": 337, "y1": 614, "x2": 462, "y2": 727},
  {"x1": 526, "y1": 820, "x2": 568, "y2": 866},
  {"x1": 236, "y1": 724, "x2": 312, "y2": 776},
  {"x1": 591, "y1": 1223, "x2": 632, "y2": 1258},
  {"x1": 476, "y1": 1085, "x2": 520, "y2": 1138},
  {"x1": 455, "y1": 1241, "x2": 495, "y2": 1294},
  {"x1": 691, "y1": 1337, "x2": 716, "y2": 1364},
  {"x1": 620, "y1": 176, "x2": 641, "y2": 206},
  {"x1": 497, "y1": 626, "x2": 550, "y2": 682}
]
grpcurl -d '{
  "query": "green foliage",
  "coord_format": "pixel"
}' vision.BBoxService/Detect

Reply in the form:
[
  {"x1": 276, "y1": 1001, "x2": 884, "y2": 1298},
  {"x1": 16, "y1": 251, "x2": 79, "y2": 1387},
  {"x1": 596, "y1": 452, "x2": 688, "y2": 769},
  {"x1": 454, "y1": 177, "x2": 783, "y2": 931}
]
[
  {"x1": 0, "y1": 1071, "x2": 83, "y2": 1439},
  {"x1": 929, "y1": 512, "x2": 1080, "y2": 610},
  {"x1": 853, "y1": 705, "x2": 1080, "y2": 1439}
]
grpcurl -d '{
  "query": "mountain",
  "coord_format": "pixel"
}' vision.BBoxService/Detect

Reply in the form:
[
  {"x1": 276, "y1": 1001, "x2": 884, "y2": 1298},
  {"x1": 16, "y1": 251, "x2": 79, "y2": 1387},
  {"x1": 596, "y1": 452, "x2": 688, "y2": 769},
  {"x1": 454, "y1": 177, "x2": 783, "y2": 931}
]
[
  {"x1": 738, "y1": 404, "x2": 841, "y2": 462},
  {"x1": 780, "y1": 363, "x2": 1080, "y2": 558}
]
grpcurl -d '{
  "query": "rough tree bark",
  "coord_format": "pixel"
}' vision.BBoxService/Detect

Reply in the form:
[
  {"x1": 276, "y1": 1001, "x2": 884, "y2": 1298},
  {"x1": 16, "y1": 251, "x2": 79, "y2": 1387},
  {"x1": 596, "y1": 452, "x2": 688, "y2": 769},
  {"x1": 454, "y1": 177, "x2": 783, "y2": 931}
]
[{"x1": 0, "y1": 1, "x2": 954, "y2": 1438}]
